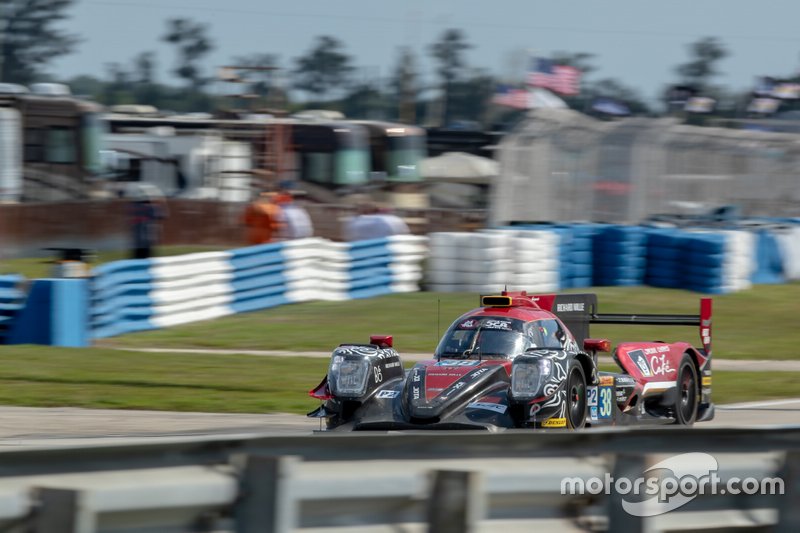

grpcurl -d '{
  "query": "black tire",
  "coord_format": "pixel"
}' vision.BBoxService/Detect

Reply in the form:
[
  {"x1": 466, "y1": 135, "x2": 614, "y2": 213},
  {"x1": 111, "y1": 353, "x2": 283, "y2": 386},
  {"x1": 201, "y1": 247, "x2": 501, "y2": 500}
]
[
  {"x1": 566, "y1": 361, "x2": 587, "y2": 429},
  {"x1": 673, "y1": 355, "x2": 698, "y2": 426}
]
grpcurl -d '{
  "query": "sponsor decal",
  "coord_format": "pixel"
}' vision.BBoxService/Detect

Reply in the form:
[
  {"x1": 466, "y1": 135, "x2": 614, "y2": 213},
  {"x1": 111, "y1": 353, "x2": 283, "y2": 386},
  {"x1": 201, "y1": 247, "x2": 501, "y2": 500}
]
[
  {"x1": 556, "y1": 302, "x2": 585, "y2": 312},
  {"x1": 376, "y1": 390, "x2": 400, "y2": 399},
  {"x1": 384, "y1": 361, "x2": 401, "y2": 369},
  {"x1": 643, "y1": 346, "x2": 670, "y2": 355},
  {"x1": 598, "y1": 386, "x2": 614, "y2": 419},
  {"x1": 616, "y1": 389, "x2": 628, "y2": 401},
  {"x1": 587, "y1": 386, "x2": 598, "y2": 407},
  {"x1": 616, "y1": 375, "x2": 636, "y2": 386},
  {"x1": 458, "y1": 319, "x2": 478, "y2": 329},
  {"x1": 702, "y1": 376, "x2": 712, "y2": 386},
  {"x1": 470, "y1": 368, "x2": 490, "y2": 379},
  {"x1": 333, "y1": 355, "x2": 344, "y2": 363},
  {"x1": 434, "y1": 360, "x2": 480, "y2": 367},
  {"x1": 590, "y1": 405, "x2": 598, "y2": 420},
  {"x1": 542, "y1": 417, "x2": 567, "y2": 428},
  {"x1": 650, "y1": 354, "x2": 676, "y2": 376},
  {"x1": 629, "y1": 350, "x2": 651, "y2": 377},
  {"x1": 483, "y1": 319, "x2": 512, "y2": 330},
  {"x1": 599, "y1": 375, "x2": 614, "y2": 386},
  {"x1": 412, "y1": 386, "x2": 421, "y2": 400},
  {"x1": 468, "y1": 402, "x2": 508, "y2": 414}
]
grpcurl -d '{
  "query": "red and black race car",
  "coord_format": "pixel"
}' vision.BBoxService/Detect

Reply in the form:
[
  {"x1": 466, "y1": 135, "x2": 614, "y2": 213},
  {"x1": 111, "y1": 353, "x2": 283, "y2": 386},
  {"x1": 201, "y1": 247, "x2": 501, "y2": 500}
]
[{"x1": 309, "y1": 292, "x2": 714, "y2": 431}]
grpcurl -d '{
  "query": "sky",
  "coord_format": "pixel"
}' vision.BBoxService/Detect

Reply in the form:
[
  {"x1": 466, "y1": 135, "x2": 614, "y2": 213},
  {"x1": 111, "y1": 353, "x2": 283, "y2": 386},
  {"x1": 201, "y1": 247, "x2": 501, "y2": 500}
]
[{"x1": 50, "y1": 0, "x2": 800, "y2": 104}]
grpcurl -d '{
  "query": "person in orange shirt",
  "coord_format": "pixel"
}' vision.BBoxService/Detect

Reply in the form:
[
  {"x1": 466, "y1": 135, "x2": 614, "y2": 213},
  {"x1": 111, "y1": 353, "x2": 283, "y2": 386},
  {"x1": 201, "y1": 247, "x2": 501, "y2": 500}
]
[{"x1": 242, "y1": 192, "x2": 285, "y2": 245}]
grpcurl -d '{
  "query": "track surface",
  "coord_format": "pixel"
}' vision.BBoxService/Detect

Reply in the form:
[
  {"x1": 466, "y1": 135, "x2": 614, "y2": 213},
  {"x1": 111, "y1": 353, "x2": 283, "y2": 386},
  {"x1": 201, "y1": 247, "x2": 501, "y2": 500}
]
[{"x1": 0, "y1": 399, "x2": 798, "y2": 448}]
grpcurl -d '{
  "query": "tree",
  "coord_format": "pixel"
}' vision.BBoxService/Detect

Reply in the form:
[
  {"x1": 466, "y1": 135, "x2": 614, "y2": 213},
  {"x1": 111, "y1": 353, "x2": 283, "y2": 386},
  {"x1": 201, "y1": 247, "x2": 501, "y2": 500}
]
[
  {"x1": 390, "y1": 47, "x2": 418, "y2": 123},
  {"x1": 133, "y1": 51, "x2": 156, "y2": 85},
  {"x1": 428, "y1": 29, "x2": 473, "y2": 125},
  {"x1": 293, "y1": 36, "x2": 354, "y2": 102},
  {"x1": 447, "y1": 69, "x2": 495, "y2": 125},
  {"x1": 162, "y1": 18, "x2": 214, "y2": 88},
  {"x1": 675, "y1": 37, "x2": 728, "y2": 90},
  {"x1": 1, "y1": 0, "x2": 80, "y2": 84}
]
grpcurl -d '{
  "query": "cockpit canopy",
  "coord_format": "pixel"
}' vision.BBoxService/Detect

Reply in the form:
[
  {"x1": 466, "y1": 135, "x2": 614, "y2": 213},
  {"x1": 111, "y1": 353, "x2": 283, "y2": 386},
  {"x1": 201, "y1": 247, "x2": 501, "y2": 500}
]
[{"x1": 434, "y1": 315, "x2": 569, "y2": 359}]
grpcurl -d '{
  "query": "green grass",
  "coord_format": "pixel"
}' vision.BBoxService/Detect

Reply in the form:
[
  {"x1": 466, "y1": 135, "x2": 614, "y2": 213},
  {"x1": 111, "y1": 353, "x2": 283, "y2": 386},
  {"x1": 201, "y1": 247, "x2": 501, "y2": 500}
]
[
  {"x1": 0, "y1": 246, "x2": 230, "y2": 279},
  {"x1": 0, "y1": 346, "x2": 796, "y2": 414},
  {"x1": 105, "y1": 283, "x2": 800, "y2": 360},
  {"x1": 0, "y1": 346, "x2": 327, "y2": 414}
]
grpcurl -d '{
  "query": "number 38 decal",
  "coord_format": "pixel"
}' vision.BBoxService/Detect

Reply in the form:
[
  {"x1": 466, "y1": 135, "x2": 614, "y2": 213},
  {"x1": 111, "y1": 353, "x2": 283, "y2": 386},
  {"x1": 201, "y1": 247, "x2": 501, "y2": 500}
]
[{"x1": 598, "y1": 386, "x2": 613, "y2": 419}]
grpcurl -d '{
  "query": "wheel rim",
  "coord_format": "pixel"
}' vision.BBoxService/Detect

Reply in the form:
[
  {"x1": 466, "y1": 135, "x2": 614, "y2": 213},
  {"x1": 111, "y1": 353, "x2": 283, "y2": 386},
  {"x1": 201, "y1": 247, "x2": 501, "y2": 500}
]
[
  {"x1": 679, "y1": 365, "x2": 696, "y2": 422},
  {"x1": 568, "y1": 370, "x2": 585, "y2": 427}
]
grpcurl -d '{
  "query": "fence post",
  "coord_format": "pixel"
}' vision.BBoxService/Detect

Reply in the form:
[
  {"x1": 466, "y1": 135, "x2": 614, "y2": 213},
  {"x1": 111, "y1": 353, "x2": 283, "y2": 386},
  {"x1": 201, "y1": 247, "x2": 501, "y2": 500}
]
[
  {"x1": 35, "y1": 488, "x2": 96, "y2": 533},
  {"x1": 234, "y1": 455, "x2": 298, "y2": 533},
  {"x1": 426, "y1": 470, "x2": 485, "y2": 533},
  {"x1": 607, "y1": 453, "x2": 645, "y2": 533},
  {"x1": 777, "y1": 450, "x2": 800, "y2": 533}
]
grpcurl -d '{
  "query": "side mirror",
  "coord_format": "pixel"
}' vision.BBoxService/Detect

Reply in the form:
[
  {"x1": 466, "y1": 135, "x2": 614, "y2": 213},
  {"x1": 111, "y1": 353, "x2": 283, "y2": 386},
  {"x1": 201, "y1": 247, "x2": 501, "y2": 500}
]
[
  {"x1": 370, "y1": 335, "x2": 393, "y2": 349},
  {"x1": 584, "y1": 338, "x2": 611, "y2": 353}
]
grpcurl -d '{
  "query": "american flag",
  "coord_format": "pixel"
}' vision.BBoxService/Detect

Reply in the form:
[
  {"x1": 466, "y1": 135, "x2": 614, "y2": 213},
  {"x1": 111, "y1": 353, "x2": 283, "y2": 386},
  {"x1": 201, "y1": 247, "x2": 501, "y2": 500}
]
[
  {"x1": 491, "y1": 84, "x2": 530, "y2": 109},
  {"x1": 527, "y1": 58, "x2": 581, "y2": 96}
]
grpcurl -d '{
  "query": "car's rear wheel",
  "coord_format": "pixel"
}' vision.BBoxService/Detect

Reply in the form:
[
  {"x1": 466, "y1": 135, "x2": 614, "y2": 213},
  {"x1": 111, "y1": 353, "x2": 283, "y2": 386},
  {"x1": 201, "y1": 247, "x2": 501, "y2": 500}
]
[
  {"x1": 672, "y1": 355, "x2": 698, "y2": 426},
  {"x1": 566, "y1": 361, "x2": 587, "y2": 429}
]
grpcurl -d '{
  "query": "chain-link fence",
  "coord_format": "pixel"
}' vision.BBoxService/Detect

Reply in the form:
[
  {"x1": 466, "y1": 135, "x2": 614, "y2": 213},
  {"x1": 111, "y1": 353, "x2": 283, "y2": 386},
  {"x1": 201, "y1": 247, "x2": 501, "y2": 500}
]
[{"x1": 493, "y1": 109, "x2": 800, "y2": 224}]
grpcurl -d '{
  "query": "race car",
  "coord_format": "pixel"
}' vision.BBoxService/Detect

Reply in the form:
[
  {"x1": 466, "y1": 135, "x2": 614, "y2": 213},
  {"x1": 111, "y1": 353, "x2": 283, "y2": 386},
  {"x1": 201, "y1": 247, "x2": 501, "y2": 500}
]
[{"x1": 308, "y1": 291, "x2": 714, "y2": 431}]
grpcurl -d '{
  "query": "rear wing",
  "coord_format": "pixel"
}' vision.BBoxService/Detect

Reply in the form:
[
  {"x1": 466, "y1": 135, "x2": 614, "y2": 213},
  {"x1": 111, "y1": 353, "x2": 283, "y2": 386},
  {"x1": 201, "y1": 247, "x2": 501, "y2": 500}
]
[{"x1": 536, "y1": 293, "x2": 713, "y2": 356}]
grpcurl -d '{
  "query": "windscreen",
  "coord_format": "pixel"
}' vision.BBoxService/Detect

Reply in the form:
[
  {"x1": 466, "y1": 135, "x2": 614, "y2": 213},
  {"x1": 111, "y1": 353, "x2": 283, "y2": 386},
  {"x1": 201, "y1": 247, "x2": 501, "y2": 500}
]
[{"x1": 435, "y1": 316, "x2": 527, "y2": 359}]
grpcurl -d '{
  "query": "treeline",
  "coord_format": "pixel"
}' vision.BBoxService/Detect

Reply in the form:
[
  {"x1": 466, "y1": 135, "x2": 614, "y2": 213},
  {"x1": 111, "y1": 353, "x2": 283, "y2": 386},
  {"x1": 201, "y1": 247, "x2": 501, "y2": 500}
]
[{"x1": 2, "y1": 0, "x2": 784, "y2": 126}]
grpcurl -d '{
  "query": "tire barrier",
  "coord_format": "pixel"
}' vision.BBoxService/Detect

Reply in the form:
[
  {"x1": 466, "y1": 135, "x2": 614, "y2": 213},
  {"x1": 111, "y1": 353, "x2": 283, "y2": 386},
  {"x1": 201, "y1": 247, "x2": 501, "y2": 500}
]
[
  {"x1": 90, "y1": 236, "x2": 428, "y2": 340},
  {"x1": 426, "y1": 230, "x2": 559, "y2": 293},
  {"x1": 426, "y1": 223, "x2": 799, "y2": 294},
  {"x1": 775, "y1": 226, "x2": 800, "y2": 280},
  {"x1": 592, "y1": 225, "x2": 647, "y2": 287},
  {"x1": 0, "y1": 275, "x2": 24, "y2": 343}
]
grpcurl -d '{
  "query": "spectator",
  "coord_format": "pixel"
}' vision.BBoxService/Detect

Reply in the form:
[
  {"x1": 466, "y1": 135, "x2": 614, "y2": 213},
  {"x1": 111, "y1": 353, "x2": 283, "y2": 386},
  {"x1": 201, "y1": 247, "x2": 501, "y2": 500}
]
[
  {"x1": 129, "y1": 197, "x2": 165, "y2": 259},
  {"x1": 276, "y1": 191, "x2": 314, "y2": 240},
  {"x1": 345, "y1": 202, "x2": 410, "y2": 241},
  {"x1": 243, "y1": 192, "x2": 285, "y2": 245}
]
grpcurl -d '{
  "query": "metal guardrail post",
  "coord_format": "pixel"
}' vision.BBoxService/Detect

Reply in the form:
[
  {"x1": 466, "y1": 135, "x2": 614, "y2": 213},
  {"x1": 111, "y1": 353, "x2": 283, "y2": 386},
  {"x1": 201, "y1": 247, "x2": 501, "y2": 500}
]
[
  {"x1": 35, "y1": 488, "x2": 95, "y2": 533},
  {"x1": 426, "y1": 470, "x2": 485, "y2": 533},
  {"x1": 234, "y1": 454, "x2": 298, "y2": 533},
  {"x1": 607, "y1": 453, "x2": 645, "y2": 533},
  {"x1": 777, "y1": 450, "x2": 800, "y2": 533}
]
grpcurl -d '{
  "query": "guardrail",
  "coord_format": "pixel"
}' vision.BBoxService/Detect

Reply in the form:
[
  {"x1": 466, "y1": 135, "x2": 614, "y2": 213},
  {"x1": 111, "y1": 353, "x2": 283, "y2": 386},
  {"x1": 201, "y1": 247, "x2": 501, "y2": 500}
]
[{"x1": 0, "y1": 426, "x2": 796, "y2": 532}]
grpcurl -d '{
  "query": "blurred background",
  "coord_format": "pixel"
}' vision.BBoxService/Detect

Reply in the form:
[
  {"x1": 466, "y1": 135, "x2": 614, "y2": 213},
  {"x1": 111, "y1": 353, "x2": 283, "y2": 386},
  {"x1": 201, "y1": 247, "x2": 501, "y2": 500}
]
[{"x1": 3, "y1": 0, "x2": 800, "y2": 258}]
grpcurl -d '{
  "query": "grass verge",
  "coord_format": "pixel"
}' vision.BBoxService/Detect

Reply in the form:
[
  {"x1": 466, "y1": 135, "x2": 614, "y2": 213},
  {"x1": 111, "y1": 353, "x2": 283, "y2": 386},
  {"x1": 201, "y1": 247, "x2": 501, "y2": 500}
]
[
  {"x1": 104, "y1": 284, "x2": 800, "y2": 360},
  {"x1": 0, "y1": 346, "x2": 796, "y2": 414}
]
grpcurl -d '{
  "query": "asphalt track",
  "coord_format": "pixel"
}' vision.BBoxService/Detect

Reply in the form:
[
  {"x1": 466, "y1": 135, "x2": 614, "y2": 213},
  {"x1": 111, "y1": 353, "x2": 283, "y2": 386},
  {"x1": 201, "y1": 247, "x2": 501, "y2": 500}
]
[{"x1": 0, "y1": 399, "x2": 798, "y2": 448}]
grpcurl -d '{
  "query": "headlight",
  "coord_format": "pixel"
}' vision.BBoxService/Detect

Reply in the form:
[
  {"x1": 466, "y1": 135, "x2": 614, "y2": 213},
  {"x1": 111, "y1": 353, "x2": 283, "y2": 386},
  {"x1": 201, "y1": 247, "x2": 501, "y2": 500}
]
[
  {"x1": 329, "y1": 357, "x2": 370, "y2": 397},
  {"x1": 511, "y1": 358, "x2": 553, "y2": 399}
]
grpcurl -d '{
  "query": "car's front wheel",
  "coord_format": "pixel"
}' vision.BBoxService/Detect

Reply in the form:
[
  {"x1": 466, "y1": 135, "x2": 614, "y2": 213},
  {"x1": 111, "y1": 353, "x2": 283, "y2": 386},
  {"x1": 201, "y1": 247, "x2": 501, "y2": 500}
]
[{"x1": 566, "y1": 361, "x2": 587, "y2": 429}]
